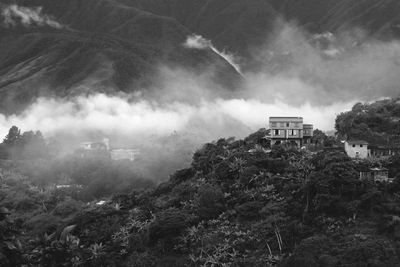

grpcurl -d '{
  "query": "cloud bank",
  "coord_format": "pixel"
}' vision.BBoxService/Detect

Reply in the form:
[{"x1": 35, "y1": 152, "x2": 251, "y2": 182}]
[
  {"x1": 1, "y1": 4, "x2": 63, "y2": 28},
  {"x1": 0, "y1": 93, "x2": 352, "y2": 142}
]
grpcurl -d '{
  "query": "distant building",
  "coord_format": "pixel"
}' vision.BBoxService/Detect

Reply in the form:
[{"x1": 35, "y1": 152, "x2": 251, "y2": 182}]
[
  {"x1": 77, "y1": 140, "x2": 110, "y2": 159},
  {"x1": 359, "y1": 167, "x2": 392, "y2": 183},
  {"x1": 344, "y1": 140, "x2": 369, "y2": 159},
  {"x1": 80, "y1": 138, "x2": 109, "y2": 151},
  {"x1": 80, "y1": 142, "x2": 108, "y2": 151},
  {"x1": 268, "y1": 117, "x2": 314, "y2": 147},
  {"x1": 110, "y1": 149, "x2": 140, "y2": 161},
  {"x1": 77, "y1": 139, "x2": 140, "y2": 161}
]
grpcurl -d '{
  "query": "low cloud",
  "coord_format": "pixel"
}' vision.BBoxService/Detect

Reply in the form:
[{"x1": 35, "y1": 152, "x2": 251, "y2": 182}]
[
  {"x1": 0, "y1": 93, "x2": 352, "y2": 144},
  {"x1": 1, "y1": 4, "x2": 63, "y2": 29}
]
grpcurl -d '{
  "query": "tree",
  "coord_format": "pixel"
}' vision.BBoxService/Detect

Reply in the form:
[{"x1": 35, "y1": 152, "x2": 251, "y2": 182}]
[
  {"x1": 311, "y1": 129, "x2": 327, "y2": 145},
  {"x1": 19, "y1": 131, "x2": 49, "y2": 159},
  {"x1": 2, "y1": 126, "x2": 21, "y2": 146},
  {"x1": 194, "y1": 184, "x2": 225, "y2": 220}
]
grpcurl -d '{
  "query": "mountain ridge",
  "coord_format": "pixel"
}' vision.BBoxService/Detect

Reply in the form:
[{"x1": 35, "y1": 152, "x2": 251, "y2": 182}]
[{"x1": 2, "y1": 0, "x2": 400, "y2": 113}]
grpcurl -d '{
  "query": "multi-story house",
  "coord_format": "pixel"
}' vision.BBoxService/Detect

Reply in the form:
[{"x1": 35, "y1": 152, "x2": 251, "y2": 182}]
[{"x1": 269, "y1": 117, "x2": 313, "y2": 147}]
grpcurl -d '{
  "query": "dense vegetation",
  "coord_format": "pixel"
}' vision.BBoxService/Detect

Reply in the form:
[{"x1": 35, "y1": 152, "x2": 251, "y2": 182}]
[
  {"x1": 335, "y1": 98, "x2": 400, "y2": 146},
  {"x1": 2, "y1": 106, "x2": 400, "y2": 266}
]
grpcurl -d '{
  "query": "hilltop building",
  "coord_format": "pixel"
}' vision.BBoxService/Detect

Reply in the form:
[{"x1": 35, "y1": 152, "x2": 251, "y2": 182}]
[{"x1": 268, "y1": 117, "x2": 314, "y2": 147}]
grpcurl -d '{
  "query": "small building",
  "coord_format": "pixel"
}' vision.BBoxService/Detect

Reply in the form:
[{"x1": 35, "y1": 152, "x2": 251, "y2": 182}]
[
  {"x1": 268, "y1": 117, "x2": 313, "y2": 147},
  {"x1": 110, "y1": 149, "x2": 140, "y2": 161},
  {"x1": 368, "y1": 145, "x2": 400, "y2": 158},
  {"x1": 344, "y1": 140, "x2": 369, "y2": 159},
  {"x1": 360, "y1": 167, "x2": 391, "y2": 183}
]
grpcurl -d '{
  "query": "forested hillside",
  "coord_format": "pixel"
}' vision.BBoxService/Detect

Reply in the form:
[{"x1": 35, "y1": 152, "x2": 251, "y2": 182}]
[{"x1": 2, "y1": 107, "x2": 400, "y2": 266}]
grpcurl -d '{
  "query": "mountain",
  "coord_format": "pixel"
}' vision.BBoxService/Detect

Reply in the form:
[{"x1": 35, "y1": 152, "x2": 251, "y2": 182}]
[
  {"x1": 0, "y1": 0, "x2": 243, "y2": 113},
  {"x1": 2, "y1": 0, "x2": 400, "y2": 112}
]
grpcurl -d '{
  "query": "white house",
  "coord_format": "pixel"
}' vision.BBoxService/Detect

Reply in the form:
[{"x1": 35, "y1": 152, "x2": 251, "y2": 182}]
[{"x1": 344, "y1": 140, "x2": 369, "y2": 159}]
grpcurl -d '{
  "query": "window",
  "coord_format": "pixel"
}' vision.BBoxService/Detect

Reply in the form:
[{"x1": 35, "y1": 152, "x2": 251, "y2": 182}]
[
  {"x1": 271, "y1": 122, "x2": 277, "y2": 127},
  {"x1": 289, "y1": 130, "x2": 297, "y2": 135},
  {"x1": 280, "y1": 122, "x2": 285, "y2": 127},
  {"x1": 294, "y1": 122, "x2": 300, "y2": 127},
  {"x1": 352, "y1": 145, "x2": 355, "y2": 147},
  {"x1": 274, "y1": 130, "x2": 280, "y2": 136},
  {"x1": 360, "y1": 145, "x2": 363, "y2": 148},
  {"x1": 286, "y1": 123, "x2": 290, "y2": 127}
]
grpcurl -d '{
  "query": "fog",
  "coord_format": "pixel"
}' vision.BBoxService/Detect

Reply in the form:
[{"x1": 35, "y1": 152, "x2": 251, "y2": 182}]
[
  {"x1": 0, "y1": 94, "x2": 351, "y2": 141},
  {"x1": 244, "y1": 21, "x2": 400, "y2": 105},
  {"x1": 1, "y1": 16, "x2": 400, "y2": 181}
]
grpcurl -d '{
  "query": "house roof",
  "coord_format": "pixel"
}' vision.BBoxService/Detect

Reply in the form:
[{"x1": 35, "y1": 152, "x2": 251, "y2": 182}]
[
  {"x1": 368, "y1": 145, "x2": 400, "y2": 150},
  {"x1": 269, "y1": 117, "x2": 303, "y2": 120},
  {"x1": 371, "y1": 167, "x2": 388, "y2": 171},
  {"x1": 346, "y1": 140, "x2": 368, "y2": 145}
]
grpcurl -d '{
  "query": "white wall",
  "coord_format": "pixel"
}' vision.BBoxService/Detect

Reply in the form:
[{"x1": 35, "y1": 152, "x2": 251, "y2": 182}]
[{"x1": 344, "y1": 142, "x2": 369, "y2": 158}]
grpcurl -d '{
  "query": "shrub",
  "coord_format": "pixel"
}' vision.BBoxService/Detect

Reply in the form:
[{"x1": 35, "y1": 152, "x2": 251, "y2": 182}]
[
  {"x1": 280, "y1": 235, "x2": 333, "y2": 267},
  {"x1": 25, "y1": 213, "x2": 63, "y2": 236},
  {"x1": 15, "y1": 197, "x2": 38, "y2": 212},
  {"x1": 148, "y1": 208, "x2": 187, "y2": 245},
  {"x1": 194, "y1": 184, "x2": 225, "y2": 220},
  {"x1": 235, "y1": 201, "x2": 264, "y2": 221},
  {"x1": 52, "y1": 198, "x2": 84, "y2": 217},
  {"x1": 170, "y1": 168, "x2": 195, "y2": 184}
]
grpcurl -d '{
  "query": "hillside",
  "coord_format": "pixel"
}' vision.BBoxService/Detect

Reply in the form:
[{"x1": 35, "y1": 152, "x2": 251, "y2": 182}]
[
  {"x1": 2, "y1": 124, "x2": 400, "y2": 266},
  {"x1": 0, "y1": 0, "x2": 242, "y2": 113}
]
